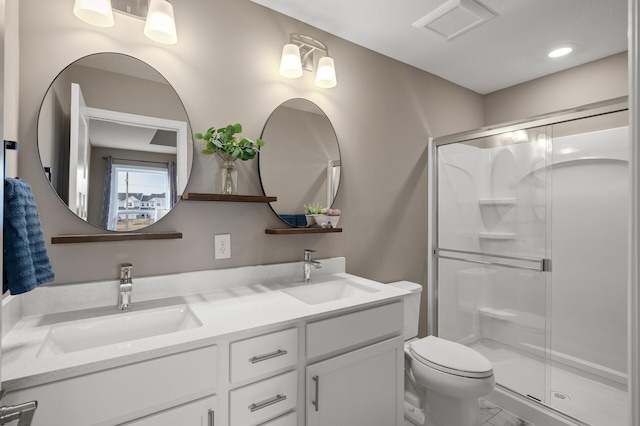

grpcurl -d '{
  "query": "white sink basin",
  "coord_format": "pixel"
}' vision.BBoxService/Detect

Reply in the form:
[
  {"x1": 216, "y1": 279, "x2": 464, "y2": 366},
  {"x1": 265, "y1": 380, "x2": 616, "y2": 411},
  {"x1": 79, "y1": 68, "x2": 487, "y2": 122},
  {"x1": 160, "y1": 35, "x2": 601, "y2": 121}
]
[
  {"x1": 37, "y1": 305, "x2": 202, "y2": 357},
  {"x1": 282, "y1": 280, "x2": 379, "y2": 305}
]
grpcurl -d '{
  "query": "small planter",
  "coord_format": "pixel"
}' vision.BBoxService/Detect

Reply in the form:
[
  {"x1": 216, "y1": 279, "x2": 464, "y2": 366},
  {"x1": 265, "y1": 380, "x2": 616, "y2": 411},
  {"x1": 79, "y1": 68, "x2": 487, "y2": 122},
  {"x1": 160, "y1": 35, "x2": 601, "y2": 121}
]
[
  {"x1": 305, "y1": 214, "x2": 316, "y2": 227},
  {"x1": 314, "y1": 214, "x2": 340, "y2": 228}
]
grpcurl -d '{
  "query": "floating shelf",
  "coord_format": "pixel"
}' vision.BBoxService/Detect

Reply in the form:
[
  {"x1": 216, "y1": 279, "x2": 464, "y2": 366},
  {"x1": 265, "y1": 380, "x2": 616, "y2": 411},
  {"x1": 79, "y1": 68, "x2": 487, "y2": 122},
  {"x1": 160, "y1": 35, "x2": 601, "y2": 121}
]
[
  {"x1": 51, "y1": 232, "x2": 183, "y2": 244},
  {"x1": 265, "y1": 228, "x2": 343, "y2": 235},
  {"x1": 181, "y1": 193, "x2": 276, "y2": 203},
  {"x1": 478, "y1": 232, "x2": 517, "y2": 240},
  {"x1": 479, "y1": 198, "x2": 517, "y2": 206}
]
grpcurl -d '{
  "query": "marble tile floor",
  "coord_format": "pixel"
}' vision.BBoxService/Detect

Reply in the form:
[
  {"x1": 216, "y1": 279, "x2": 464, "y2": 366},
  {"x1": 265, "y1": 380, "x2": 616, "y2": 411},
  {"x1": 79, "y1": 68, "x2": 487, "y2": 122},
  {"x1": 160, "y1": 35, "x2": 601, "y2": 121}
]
[{"x1": 480, "y1": 398, "x2": 535, "y2": 426}]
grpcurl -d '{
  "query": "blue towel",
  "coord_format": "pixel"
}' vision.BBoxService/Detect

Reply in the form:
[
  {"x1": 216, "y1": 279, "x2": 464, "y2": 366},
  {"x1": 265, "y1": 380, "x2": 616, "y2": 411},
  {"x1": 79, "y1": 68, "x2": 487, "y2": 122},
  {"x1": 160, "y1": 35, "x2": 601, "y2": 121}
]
[
  {"x1": 3, "y1": 178, "x2": 54, "y2": 295},
  {"x1": 279, "y1": 214, "x2": 308, "y2": 227}
]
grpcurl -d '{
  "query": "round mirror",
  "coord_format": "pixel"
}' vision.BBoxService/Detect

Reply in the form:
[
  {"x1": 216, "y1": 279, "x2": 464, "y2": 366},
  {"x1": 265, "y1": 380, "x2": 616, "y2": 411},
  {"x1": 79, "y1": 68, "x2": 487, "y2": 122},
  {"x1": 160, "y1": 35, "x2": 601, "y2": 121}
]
[
  {"x1": 38, "y1": 53, "x2": 193, "y2": 231},
  {"x1": 259, "y1": 99, "x2": 341, "y2": 227}
]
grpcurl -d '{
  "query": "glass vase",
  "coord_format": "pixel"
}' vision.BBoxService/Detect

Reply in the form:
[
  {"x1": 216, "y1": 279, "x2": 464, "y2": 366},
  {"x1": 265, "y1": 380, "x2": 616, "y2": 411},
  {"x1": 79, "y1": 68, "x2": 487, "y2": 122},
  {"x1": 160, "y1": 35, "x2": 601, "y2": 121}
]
[{"x1": 221, "y1": 159, "x2": 238, "y2": 194}]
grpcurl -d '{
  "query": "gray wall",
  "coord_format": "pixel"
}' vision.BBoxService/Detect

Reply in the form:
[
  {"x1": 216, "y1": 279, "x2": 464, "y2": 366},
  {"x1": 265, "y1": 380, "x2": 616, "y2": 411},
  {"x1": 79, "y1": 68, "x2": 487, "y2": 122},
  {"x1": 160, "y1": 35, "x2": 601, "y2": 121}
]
[
  {"x1": 18, "y1": 0, "x2": 484, "y2": 336},
  {"x1": 484, "y1": 52, "x2": 628, "y2": 125}
]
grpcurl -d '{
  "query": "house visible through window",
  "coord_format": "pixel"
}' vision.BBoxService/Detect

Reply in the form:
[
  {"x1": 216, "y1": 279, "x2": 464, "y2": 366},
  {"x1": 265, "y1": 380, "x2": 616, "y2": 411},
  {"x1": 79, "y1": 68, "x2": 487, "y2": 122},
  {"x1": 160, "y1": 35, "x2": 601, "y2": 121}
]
[{"x1": 107, "y1": 163, "x2": 172, "y2": 231}]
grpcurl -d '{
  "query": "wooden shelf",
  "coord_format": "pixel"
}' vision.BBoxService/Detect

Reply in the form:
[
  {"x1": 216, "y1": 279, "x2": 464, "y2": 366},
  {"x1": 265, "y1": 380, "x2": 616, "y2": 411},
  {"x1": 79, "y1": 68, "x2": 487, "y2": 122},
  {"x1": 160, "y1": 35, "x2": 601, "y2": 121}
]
[
  {"x1": 182, "y1": 193, "x2": 276, "y2": 203},
  {"x1": 52, "y1": 232, "x2": 183, "y2": 244},
  {"x1": 265, "y1": 228, "x2": 343, "y2": 235}
]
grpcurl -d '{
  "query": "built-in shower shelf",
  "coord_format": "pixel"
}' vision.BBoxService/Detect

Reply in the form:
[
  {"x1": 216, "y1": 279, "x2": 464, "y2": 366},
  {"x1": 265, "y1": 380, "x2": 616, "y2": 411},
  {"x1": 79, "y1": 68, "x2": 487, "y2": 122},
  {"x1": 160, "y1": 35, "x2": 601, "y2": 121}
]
[
  {"x1": 478, "y1": 232, "x2": 517, "y2": 240},
  {"x1": 479, "y1": 198, "x2": 517, "y2": 206}
]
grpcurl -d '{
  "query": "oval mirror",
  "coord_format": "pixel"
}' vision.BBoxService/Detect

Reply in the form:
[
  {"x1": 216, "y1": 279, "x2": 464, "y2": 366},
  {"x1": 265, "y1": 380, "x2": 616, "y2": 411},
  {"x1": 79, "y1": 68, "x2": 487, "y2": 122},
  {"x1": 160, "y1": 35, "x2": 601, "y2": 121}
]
[
  {"x1": 38, "y1": 53, "x2": 193, "y2": 231},
  {"x1": 259, "y1": 99, "x2": 341, "y2": 227}
]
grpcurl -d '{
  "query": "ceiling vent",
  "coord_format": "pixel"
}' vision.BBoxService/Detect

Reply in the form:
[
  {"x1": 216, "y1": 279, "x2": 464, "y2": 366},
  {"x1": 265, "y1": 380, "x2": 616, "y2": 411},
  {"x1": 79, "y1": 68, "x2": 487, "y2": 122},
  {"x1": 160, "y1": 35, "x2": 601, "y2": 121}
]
[{"x1": 413, "y1": 0, "x2": 495, "y2": 40}]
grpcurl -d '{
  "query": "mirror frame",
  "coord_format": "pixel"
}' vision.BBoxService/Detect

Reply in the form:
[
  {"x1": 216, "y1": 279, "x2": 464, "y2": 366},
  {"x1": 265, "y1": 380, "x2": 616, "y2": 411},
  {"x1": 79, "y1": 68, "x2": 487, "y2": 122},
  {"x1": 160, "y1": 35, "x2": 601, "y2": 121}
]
[
  {"x1": 258, "y1": 98, "x2": 341, "y2": 227},
  {"x1": 37, "y1": 52, "x2": 193, "y2": 232}
]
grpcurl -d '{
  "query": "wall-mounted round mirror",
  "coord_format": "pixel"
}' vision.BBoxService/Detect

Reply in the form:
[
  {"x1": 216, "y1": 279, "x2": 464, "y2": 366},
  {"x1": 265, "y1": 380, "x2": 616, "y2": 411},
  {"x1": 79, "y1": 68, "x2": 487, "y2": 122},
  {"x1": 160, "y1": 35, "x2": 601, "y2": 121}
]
[
  {"x1": 38, "y1": 53, "x2": 193, "y2": 231},
  {"x1": 259, "y1": 99, "x2": 341, "y2": 227}
]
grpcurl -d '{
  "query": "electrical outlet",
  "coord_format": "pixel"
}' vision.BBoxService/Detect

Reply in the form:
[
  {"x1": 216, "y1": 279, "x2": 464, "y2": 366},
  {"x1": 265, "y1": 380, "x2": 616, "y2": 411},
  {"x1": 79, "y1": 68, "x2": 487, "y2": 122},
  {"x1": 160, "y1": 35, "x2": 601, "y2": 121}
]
[{"x1": 214, "y1": 234, "x2": 231, "y2": 260}]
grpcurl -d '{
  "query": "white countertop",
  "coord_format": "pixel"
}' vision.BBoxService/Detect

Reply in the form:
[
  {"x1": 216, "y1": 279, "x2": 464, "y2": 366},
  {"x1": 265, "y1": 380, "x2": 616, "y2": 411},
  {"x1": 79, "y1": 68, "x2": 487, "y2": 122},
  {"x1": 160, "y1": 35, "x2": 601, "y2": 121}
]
[{"x1": 1, "y1": 259, "x2": 408, "y2": 391}]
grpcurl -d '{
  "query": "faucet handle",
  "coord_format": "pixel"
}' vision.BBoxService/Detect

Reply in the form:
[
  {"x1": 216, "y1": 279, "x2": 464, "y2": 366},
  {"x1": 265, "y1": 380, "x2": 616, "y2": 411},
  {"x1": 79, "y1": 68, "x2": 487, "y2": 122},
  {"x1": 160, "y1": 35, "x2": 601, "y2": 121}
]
[
  {"x1": 120, "y1": 263, "x2": 133, "y2": 280},
  {"x1": 304, "y1": 249, "x2": 316, "y2": 253}
]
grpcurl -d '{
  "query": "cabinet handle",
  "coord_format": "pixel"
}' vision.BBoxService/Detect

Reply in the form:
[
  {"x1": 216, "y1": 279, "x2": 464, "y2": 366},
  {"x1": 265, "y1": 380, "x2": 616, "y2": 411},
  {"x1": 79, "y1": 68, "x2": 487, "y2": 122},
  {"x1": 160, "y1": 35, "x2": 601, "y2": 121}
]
[
  {"x1": 249, "y1": 394, "x2": 287, "y2": 412},
  {"x1": 249, "y1": 349, "x2": 288, "y2": 364},
  {"x1": 208, "y1": 409, "x2": 215, "y2": 426},
  {"x1": 312, "y1": 375, "x2": 320, "y2": 412}
]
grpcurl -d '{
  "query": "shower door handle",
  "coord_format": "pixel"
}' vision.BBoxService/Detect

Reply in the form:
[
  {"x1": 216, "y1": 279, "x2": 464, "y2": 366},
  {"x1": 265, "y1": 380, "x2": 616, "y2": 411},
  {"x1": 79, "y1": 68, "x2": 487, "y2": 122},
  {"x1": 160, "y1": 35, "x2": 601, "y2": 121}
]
[{"x1": 434, "y1": 248, "x2": 551, "y2": 272}]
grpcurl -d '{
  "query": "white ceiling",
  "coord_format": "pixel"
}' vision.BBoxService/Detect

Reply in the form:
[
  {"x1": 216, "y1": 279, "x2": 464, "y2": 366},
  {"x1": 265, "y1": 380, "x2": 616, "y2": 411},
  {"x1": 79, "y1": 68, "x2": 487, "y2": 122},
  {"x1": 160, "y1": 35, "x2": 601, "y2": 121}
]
[
  {"x1": 89, "y1": 120, "x2": 177, "y2": 154},
  {"x1": 250, "y1": 0, "x2": 628, "y2": 94}
]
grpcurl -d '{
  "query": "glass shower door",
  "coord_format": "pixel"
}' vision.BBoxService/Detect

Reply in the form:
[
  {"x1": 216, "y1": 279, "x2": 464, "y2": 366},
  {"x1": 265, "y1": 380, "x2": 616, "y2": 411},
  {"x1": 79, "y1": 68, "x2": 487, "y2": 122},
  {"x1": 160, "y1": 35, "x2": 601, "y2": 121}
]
[
  {"x1": 435, "y1": 126, "x2": 551, "y2": 403},
  {"x1": 546, "y1": 114, "x2": 629, "y2": 426}
]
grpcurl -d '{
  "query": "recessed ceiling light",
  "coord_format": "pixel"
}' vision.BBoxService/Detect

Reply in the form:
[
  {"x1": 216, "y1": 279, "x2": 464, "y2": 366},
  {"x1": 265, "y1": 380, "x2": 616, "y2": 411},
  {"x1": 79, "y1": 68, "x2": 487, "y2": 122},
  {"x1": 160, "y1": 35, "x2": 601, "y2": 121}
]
[{"x1": 548, "y1": 46, "x2": 574, "y2": 58}]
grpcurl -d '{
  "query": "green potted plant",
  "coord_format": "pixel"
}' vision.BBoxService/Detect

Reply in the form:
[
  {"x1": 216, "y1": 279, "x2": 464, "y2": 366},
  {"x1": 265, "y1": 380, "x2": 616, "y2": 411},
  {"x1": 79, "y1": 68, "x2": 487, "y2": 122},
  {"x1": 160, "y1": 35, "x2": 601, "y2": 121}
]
[
  {"x1": 303, "y1": 202, "x2": 324, "y2": 226},
  {"x1": 195, "y1": 123, "x2": 265, "y2": 194}
]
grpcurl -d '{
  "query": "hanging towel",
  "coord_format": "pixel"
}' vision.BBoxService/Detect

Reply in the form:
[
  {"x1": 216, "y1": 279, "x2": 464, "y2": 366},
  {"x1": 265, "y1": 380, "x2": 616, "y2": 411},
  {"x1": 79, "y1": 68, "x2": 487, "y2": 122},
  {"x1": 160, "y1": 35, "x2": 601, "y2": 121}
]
[{"x1": 3, "y1": 178, "x2": 54, "y2": 295}]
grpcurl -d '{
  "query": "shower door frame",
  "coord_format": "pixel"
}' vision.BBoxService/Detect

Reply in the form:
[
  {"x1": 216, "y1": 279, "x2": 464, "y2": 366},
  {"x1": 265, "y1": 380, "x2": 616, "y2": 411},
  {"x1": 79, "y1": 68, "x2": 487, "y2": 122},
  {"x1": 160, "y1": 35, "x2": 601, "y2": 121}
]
[{"x1": 427, "y1": 97, "x2": 629, "y2": 423}]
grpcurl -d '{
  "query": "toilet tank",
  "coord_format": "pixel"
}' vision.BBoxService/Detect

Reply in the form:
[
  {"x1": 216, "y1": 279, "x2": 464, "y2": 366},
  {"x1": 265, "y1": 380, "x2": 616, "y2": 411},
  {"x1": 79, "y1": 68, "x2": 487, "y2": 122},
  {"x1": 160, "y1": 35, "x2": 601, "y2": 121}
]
[{"x1": 388, "y1": 281, "x2": 423, "y2": 340}]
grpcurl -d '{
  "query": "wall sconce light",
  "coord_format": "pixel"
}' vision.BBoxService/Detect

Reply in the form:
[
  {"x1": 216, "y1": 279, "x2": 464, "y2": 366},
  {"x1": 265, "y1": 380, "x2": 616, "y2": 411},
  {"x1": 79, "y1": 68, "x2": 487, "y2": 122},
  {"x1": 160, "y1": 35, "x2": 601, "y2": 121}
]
[
  {"x1": 279, "y1": 33, "x2": 337, "y2": 88},
  {"x1": 73, "y1": 0, "x2": 178, "y2": 45}
]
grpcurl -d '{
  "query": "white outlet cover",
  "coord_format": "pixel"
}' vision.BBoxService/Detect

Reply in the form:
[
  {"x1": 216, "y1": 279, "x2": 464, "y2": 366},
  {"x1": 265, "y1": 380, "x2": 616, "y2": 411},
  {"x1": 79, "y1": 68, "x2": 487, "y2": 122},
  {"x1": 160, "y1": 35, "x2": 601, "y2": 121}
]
[{"x1": 214, "y1": 234, "x2": 231, "y2": 260}]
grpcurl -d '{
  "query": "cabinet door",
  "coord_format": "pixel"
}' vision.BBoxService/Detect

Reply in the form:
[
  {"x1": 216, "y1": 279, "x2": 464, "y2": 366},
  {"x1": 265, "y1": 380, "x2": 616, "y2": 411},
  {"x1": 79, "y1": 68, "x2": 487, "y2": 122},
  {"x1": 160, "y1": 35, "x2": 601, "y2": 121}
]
[
  {"x1": 121, "y1": 394, "x2": 217, "y2": 426},
  {"x1": 306, "y1": 336, "x2": 404, "y2": 426}
]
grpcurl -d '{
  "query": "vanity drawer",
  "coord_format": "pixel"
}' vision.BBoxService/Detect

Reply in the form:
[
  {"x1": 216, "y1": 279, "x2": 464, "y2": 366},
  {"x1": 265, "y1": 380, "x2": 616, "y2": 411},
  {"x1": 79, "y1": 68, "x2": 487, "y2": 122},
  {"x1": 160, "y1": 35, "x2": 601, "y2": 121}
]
[
  {"x1": 229, "y1": 370, "x2": 297, "y2": 426},
  {"x1": 258, "y1": 411, "x2": 297, "y2": 426},
  {"x1": 230, "y1": 328, "x2": 298, "y2": 383},
  {"x1": 306, "y1": 302, "x2": 403, "y2": 359}
]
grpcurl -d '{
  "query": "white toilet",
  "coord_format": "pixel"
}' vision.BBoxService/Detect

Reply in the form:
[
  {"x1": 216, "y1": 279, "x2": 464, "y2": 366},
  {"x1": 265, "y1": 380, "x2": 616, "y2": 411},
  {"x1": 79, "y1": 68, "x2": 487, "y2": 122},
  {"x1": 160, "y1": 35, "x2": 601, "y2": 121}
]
[{"x1": 389, "y1": 281, "x2": 495, "y2": 426}]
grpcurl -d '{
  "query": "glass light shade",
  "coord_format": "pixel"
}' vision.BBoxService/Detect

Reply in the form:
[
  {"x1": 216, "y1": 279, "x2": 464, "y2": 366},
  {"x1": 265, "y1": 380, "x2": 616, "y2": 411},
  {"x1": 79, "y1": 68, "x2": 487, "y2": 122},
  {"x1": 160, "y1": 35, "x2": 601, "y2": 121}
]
[
  {"x1": 279, "y1": 44, "x2": 303, "y2": 78},
  {"x1": 315, "y1": 56, "x2": 337, "y2": 88},
  {"x1": 144, "y1": 0, "x2": 178, "y2": 45},
  {"x1": 73, "y1": 0, "x2": 114, "y2": 27}
]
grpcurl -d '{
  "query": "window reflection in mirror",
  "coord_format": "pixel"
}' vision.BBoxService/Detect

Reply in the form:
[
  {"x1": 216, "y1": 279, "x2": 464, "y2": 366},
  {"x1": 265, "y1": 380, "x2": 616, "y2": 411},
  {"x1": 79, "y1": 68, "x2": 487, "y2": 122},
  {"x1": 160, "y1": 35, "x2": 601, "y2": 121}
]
[
  {"x1": 259, "y1": 99, "x2": 341, "y2": 227},
  {"x1": 37, "y1": 53, "x2": 193, "y2": 231}
]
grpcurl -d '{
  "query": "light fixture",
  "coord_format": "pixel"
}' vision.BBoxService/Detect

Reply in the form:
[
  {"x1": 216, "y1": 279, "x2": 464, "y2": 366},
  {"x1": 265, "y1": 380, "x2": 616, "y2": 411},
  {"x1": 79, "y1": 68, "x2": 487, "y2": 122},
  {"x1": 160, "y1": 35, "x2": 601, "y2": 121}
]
[
  {"x1": 279, "y1": 33, "x2": 337, "y2": 88},
  {"x1": 73, "y1": 0, "x2": 178, "y2": 45},
  {"x1": 73, "y1": 0, "x2": 115, "y2": 27},
  {"x1": 279, "y1": 44, "x2": 303, "y2": 78},
  {"x1": 144, "y1": 0, "x2": 177, "y2": 45},
  {"x1": 548, "y1": 45, "x2": 574, "y2": 58}
]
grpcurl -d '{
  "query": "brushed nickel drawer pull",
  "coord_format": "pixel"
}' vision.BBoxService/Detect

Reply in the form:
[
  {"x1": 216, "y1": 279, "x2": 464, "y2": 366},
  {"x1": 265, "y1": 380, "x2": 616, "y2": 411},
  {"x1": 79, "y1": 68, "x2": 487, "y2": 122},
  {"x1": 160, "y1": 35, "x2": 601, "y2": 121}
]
[
  {"x1": 249, "y1": 394, "x2": 287, "y2": 412},
  {"x1": 250, "y1": 349, "x2": 288, "y2": 364},
  {"x1": 207, "y1": 409, "x2": 215, "y2": 426},
  {"x1": 312, "y1": 375, "x2": 320, "y2": 412}
]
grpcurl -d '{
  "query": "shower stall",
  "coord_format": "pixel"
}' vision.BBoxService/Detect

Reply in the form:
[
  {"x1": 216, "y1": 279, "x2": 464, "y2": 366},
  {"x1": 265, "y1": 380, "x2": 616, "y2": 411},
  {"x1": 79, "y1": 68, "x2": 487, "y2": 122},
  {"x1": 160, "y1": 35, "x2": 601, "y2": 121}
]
[{"x1": 429, "y1": 99, "x2": 629, "y2": 426}]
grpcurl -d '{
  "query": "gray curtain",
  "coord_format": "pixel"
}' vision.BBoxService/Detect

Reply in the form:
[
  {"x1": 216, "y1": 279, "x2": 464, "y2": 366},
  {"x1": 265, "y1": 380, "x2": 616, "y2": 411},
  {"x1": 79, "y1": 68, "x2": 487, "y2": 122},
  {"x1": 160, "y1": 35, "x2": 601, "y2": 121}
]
[
  {"x1": 168, "y1": 161, "x2": 178, "y2": 207},
  {"x1": 100, "y1": 156, "x2": 113, "y2": 228}
]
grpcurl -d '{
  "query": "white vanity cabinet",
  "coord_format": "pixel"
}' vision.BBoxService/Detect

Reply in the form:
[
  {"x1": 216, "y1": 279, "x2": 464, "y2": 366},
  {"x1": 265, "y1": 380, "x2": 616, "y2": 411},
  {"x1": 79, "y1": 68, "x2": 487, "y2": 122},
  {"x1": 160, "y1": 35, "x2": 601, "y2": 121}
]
[
  {"x1": 304, "y1": 302, "x2": 405, "y2": 426},
  {"x1": 4, "y1": 345, "x2": 218, "y2": 426}
]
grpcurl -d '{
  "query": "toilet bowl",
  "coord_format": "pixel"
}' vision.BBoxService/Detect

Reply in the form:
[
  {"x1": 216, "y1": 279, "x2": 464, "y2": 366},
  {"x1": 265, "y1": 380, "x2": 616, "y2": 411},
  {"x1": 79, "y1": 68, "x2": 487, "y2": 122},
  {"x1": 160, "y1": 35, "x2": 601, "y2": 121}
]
[{"x1": 389, "y1": 281, "x2": 495, "y2": 426}]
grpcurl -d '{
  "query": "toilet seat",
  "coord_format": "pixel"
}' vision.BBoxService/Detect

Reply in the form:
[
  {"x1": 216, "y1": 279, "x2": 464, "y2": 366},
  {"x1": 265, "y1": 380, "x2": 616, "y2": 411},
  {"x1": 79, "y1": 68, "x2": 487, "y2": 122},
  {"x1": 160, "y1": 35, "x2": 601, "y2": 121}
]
[{"x1": 409, "y1": 336, "x2": 493, "y2": 379}]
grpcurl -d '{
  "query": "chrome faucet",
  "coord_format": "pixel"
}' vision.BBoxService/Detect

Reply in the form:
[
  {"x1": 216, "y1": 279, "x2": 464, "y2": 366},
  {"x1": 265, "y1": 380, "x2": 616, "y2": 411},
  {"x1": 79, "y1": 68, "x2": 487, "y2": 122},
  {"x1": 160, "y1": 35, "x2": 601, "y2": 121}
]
[
  {"x1": 118, "y1": 263, "x2": 133, "y2": 310},
  {"x1": 303, "y1": 249, "x2": 322, "y2": 283}
]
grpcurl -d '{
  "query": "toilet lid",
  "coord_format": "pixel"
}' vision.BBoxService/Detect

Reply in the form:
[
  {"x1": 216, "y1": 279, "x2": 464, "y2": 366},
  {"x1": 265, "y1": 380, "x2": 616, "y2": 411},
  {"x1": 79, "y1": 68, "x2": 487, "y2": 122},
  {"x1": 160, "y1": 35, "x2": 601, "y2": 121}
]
[{"x1": 409, "y1": 336, "x2": 493, "y2": 379}]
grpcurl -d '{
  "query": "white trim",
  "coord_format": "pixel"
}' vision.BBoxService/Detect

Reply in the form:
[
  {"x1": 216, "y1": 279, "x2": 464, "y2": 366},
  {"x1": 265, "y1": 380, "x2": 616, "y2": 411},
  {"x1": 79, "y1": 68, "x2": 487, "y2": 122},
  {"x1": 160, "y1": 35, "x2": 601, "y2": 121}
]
[
  {"x1": 628, "y1": 0, "x2": 639, "y2": 424},
  {"x1": 427, "y1": 137, "x2": 436, "y2": 336},
  {"x1": 84, "y1": 106, "x2": 189, "y2": 194}
]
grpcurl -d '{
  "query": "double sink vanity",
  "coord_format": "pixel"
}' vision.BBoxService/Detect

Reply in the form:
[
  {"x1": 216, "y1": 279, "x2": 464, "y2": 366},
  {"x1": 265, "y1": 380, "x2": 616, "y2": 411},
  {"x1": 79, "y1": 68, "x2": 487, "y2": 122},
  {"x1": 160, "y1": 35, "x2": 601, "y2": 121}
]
[{"x1": 1, "y1": 257, "x2": 409, "y2": 425}]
